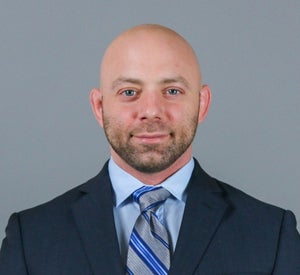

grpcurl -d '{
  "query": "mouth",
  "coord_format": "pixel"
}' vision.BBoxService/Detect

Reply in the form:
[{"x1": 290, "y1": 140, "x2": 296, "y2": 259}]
[{"x1": 131, "y1": 132, "x2": 170, "y2": 144}]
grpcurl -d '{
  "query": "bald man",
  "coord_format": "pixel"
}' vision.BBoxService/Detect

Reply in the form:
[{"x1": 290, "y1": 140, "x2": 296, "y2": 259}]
[{"x1": 0, "y1": 24, "x2": 299, "y2": 274}]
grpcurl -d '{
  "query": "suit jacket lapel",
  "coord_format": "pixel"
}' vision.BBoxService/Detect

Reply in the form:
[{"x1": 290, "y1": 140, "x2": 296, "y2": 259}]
[
  {"x1": 70, "y1": 160, "x2": 228, "y2": 274},
  {"x1": 71, "y1": 163, "x2": 124, "y2": 275},
  {"x1": 169, "y1": 161, "x2": 229, "y2": 275}
]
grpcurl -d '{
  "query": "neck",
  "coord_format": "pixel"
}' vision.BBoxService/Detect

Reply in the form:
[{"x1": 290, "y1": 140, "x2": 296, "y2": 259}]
[{"x1": 111, "y1": 148, "x2": 192, "y2": 185}]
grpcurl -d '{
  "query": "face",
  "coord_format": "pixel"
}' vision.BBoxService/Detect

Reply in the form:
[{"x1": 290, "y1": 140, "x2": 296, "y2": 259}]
[
  {"x1": 91, "y1": 27, "x2": 210, "y2": 174},
  {"x1": 102, "y1": 83, "x2": 200, "y2": 173}
]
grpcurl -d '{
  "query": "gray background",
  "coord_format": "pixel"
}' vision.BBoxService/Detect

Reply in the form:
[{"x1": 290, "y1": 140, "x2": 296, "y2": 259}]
[{"x1": 0, "y1": 0, "x2": 299, "y2": 240}]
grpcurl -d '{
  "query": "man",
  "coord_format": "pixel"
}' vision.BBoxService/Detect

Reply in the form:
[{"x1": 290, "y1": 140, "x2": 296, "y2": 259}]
[{"x1": 0, "y1": 24, "x2": 299, "y2": 274}]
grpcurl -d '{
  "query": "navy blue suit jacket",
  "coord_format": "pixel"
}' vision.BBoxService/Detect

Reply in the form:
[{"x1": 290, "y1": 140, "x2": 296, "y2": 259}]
[{"x1": 1, "y1": 160, "x2": 300, "y2": 274}]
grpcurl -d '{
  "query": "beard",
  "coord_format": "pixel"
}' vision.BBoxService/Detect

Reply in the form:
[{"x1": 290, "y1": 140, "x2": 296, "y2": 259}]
[{"x1": 102, "y1": 113, "x2": 199, "y2": 173}]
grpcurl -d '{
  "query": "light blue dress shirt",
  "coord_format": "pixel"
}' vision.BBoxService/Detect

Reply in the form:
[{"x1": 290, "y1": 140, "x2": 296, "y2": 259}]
[{"x1": 108, "y1": 157, "x2": 194, "y2": 262}]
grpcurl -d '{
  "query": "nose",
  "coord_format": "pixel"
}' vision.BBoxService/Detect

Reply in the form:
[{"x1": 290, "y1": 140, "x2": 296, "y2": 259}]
[{"x1": 138, "y1": 91, "x2": 164, "y2": 121}]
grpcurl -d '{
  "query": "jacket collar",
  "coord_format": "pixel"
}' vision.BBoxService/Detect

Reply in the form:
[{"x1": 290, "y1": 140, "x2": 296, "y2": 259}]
[
  {"x1": 71, "y1": 162, "x2": 124, "y2": 275},
  {"x1": 169, "y1": 160, "x2": 229, "y2": 274},
  {"x1": 71, "y1": 159, "x2": 228, "y2": 275}
]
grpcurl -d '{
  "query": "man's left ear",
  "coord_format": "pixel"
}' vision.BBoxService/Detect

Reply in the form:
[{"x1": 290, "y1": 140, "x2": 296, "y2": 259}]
[{"x1": 198, "y1": 84, "x2": 211, "y2": 124}]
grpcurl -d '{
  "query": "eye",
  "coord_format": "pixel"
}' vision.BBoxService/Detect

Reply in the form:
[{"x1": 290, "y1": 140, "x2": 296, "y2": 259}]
[
  {"x1": 122, "y1": 89, "x2": 136, "y2": 96},
  {"x1": 166, "y1": 88, "x2": 181, "y2": 95}
]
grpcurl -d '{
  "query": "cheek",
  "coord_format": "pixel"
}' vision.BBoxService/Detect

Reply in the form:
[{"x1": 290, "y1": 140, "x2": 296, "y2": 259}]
[
  {"x1": 102, "y1": 108, "x2": 134, "y2": 133},
  {"x1": 103, "y1": 100, "x2": 134, "y2": 121},
  {"x1": 177, "y1": 106, "x2": 200, "y2": 132},
  {"x1": 172, "y1": 103, "x2": 199, "y2": 121}
]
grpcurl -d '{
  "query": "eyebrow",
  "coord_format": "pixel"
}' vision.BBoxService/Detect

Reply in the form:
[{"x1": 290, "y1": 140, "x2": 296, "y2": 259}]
[
  {"x1": 159, "y1": 76, "x2": 191, "y2": 90},
  {"x1": 111, "y1": 77, "x2": 143, "y2": 90},
  {"x1": 111, "y1": 76, "x2": 191, "y2": 90}
]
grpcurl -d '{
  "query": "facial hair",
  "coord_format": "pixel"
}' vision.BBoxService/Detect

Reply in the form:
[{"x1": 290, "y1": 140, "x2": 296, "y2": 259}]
[{"x1": 102, "y1": 110, "x2": 199, "y2": 173}]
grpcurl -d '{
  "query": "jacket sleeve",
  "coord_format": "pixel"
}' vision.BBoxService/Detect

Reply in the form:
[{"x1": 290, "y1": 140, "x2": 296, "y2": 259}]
[
  {"x1": 0, "y1": 213, "x2": 29, "y2": 275},
  {"x1": 272, "y1": 210, "x2": 300, "y2": 274}
]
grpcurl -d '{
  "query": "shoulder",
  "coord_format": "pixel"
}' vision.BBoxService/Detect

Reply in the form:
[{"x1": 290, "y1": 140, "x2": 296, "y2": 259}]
[
  {"x1": 219, "y1": 179, "x2": 284, "y2": 214},
  {"x1": 191, "y1": 159, "x2": 291, "y2": 227},
  {"x1": 17, "y1": 162, "x2": 110, "y2": 223},
  {"x1": 193, "y1": 159, "x2": 286, "y2": 213}
]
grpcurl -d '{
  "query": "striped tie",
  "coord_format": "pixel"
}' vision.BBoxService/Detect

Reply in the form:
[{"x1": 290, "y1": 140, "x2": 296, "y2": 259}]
[{"x1": 126, "y1": 186, "x2": 171, "y2": 275}]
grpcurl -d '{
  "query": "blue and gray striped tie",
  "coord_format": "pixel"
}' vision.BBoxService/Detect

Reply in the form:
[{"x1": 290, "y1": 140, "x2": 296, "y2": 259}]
[{"x1": 126, "y1": 186, "x2": 171, "y2": 275}]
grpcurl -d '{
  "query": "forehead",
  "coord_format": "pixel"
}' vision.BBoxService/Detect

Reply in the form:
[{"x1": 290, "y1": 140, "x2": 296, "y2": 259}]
[{"x1": 101, "y1": 33, "x2": 200, "y2": 85}]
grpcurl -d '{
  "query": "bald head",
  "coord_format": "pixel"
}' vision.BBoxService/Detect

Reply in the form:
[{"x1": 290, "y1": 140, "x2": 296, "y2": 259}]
[
  {"x1": 90, "y1": 24, "x2": 211, "y2": 180},
  {"x1": 100, "y1": 24, "x2": 202, "y2": 90}
]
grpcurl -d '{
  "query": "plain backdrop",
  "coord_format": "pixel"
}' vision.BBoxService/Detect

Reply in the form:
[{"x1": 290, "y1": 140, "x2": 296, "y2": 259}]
[{"x1": 0, "y1": 1, "x2": 299, "y2": 240}]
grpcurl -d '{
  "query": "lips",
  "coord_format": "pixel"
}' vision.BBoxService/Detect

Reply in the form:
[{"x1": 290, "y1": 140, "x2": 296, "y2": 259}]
[{"x1": 132, "y1": 132, "x2": 170, "y2": 144}]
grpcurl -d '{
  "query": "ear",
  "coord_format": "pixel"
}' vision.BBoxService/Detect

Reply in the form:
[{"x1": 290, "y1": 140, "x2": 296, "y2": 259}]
[
  {"x1": 198, "y1": 84, "x2": 211, "y2": 124},
  {"x1": 89, "y1": 88, "x2": 104, "y2": 128}
]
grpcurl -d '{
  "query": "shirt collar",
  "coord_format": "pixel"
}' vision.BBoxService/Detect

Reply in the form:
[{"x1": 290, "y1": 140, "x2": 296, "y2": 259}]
[{"x1": 108, "y1": 157, "x2": 194, "y2": 207}]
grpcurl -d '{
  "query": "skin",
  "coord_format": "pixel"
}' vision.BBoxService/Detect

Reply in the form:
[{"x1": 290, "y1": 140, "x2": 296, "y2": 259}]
[{"x1": 90, "y1": 24, "x2": 211, "y2": 185}]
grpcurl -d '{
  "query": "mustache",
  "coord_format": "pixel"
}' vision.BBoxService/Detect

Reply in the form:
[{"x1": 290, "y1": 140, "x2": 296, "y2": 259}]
[{"x1": 130, "y1": 123, "x2": 172, "y2": 135}]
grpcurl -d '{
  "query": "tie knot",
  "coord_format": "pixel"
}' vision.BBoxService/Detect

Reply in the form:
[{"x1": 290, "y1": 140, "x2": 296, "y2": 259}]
[{"x1": 132, "y1": 186, "x2": 170, "y2": 212}]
